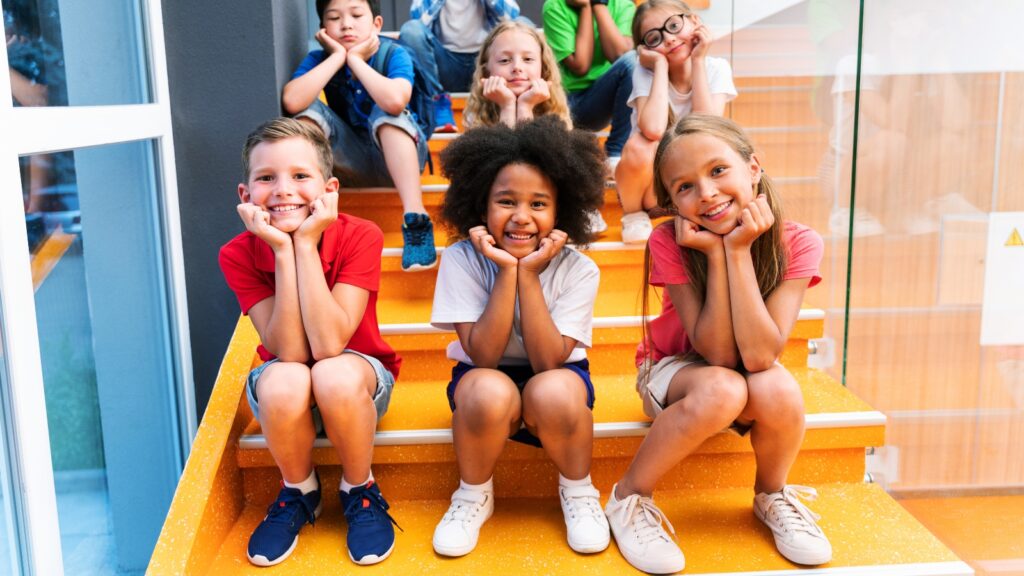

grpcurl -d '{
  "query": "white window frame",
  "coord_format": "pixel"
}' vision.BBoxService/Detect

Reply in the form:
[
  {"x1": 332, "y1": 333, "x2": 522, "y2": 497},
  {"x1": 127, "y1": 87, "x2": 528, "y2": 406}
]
[{"x1": 0, "y1": 0, "x2": 193, "y2": 573}]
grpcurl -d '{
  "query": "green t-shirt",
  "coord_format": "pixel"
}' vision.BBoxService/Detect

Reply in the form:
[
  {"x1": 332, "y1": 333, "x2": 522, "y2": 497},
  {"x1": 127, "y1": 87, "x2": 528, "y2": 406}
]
[{"x1": 543, "y1": 0, "x2": 636, "y2": 93}]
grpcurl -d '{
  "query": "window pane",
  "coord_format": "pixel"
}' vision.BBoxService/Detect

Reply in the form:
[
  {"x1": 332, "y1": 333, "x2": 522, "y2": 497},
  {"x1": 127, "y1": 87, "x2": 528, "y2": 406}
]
[
  {"x1": 0, "y1": 314, "x2": 25, "y2": 576},
  {"x1": 23, "y1": 139, "x2": 177, "y2": 573},
  {"x1": 4, "y1": 0, "x2": 150, "y2": 106}
]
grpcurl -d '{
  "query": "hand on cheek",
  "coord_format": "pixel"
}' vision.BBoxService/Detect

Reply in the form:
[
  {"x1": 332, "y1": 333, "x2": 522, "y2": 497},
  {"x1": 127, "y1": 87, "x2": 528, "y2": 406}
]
[
  {"x1": 469, "y1": 225, "x2": 518, "y2": 269},
  {"x1": 519, "y1": 229, "x2": 567, "y2": 272}
]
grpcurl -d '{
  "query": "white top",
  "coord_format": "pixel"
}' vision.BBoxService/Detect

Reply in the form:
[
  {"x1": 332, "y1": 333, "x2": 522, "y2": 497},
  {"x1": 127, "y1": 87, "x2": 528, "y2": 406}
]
[
  {"x1": 430, "y1": 239, "x2": 600, "y2": 365},
  {"x1": 627, "y1": 56, "x2": 737, "y2": 132},
  {"x1": 438, "y1": 0, "x2": 490, "y2": 53}
]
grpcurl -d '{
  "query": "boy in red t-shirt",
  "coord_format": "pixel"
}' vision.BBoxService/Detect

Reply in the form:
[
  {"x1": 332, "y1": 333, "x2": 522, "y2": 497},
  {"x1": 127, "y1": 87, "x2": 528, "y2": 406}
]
[{"x1": 219, "y1": 117, "x2": 401, "y2": 567}]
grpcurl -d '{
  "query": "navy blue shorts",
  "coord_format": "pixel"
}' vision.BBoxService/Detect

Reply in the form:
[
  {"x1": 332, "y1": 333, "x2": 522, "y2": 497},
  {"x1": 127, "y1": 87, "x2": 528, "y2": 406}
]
[{"x1": 446, "y1": 359, "x2": 595, "y2": 447}]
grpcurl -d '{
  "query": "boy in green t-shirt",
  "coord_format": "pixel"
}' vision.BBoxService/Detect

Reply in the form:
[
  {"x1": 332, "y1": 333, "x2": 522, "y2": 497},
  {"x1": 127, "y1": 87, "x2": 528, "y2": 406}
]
[{"x1": 542, "y1": 0, "x2": 636, "y2": 160}]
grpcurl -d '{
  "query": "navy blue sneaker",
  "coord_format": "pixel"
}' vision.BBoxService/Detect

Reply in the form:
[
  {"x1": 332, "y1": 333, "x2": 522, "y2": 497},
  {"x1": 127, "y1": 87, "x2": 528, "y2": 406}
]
[
  {"x1": 247, "y1": 477, "x2": 322, "y2": 566},
  {"x1": 433, "y1": 93, "x2": 457, "y2": 133},
  {"x1": 340, "y1": 481, "x2": 402, "y2": 565},
  {"x1": 401, "y1": 213, "x2": 437, "y2": 271}
]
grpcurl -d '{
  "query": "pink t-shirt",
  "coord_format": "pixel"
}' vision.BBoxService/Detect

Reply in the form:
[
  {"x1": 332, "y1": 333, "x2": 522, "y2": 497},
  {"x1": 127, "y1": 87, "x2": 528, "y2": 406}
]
[{"x1": 637, "y1": 220, "x2": 824, "y2": 366}]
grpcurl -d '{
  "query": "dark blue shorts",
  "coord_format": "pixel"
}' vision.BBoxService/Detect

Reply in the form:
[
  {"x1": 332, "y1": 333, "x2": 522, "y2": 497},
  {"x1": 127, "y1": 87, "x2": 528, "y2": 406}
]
[{"x1": 446, "y1": 359, "x2": 595, "y2": 447}]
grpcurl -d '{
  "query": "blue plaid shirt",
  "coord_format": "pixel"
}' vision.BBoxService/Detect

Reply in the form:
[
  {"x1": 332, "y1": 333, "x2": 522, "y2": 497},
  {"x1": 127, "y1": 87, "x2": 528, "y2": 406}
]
[{"x1": 410, "y1": 0, "x2": 519, "y2": 31}]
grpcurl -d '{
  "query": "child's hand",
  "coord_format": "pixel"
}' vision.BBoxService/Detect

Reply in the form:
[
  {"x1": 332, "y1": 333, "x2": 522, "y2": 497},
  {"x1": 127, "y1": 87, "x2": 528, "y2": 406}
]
[
  {"x1": 347, "y1": 33, "x2": 380, "y2": 64},
  {"x1": 315, "y1": 28, "x2": 347, "y2": 60},
  {"x1": 724, "y1": 194, "x2": 774, "y2": 250},
  {"x1": 518, "y1": 79, "x2": 551, "y2": 109},
  {"x1": 518, "y1": 229, "x2": 568, "y2": 273},
  {"x1": 675, "y1": 215, "x2": 722, "y2": 253},
  {"x1": 481, "y1": 76, "x2": 517, "y2": 109},
  {"x1": 295, "y1": 192, "x2": 339, "y2": 243},
  {"x1": 690, "y1": 17, "x2": 711, "y2": 60},
  {"x1": 469, "y1": 225, "x2": 518, "y2": 269},
  {"x1": 637, "y1": 45, "x2": 668, "y2": 71},
  {"x1": 237, "y1": 203, "x2": 292, "y2": 251}
]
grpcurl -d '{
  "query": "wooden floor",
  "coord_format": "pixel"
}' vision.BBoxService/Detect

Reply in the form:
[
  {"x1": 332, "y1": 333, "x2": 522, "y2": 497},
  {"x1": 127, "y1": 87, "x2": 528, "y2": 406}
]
[{"x1": 900, "y1": 494, "x2": 1024, "y2": 576}]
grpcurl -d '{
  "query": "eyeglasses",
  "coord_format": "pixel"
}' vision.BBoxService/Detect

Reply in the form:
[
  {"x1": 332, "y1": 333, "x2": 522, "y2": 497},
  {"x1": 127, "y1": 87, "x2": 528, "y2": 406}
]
[{"x1": 641, "y1": 13, "x2": 689, "y2": 49}]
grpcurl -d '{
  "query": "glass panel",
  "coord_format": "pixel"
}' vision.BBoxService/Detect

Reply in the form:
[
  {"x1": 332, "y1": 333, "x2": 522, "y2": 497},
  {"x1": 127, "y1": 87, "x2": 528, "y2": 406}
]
[
  {"x1": 0, "y1": 312, "x2": 25, "y2": 576},
  {"x1": 23, "y1": 139, "x2": 176, "y2": 573},
  {"x1": 4, "y1": 0, "x2": 150, "y2": 106},
  {"x1": 845, "y1": 0, "x2": 1024, "y2": 491}
]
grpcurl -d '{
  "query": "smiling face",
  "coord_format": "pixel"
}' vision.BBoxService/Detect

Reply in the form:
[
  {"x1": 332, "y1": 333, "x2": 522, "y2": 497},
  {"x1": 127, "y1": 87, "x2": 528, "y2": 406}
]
[
  {"x1": 485, "y1": 163, "x2": 557, "y2": 259},
  {"x1": 321, "y1": 0, "x2": 382, "y2": 49},
  {"x1": 640, "y1": 7, "x2": 695, "y2": 61},
  {"x1": 660, "y1": 133, "x2": 761, "y2": 235},
  {"x1": 485, "y1": 30, "x2": 544, "y2": 97},
  {"x1": 239, "y1": 137, "x2": 339, "y2": 234}
]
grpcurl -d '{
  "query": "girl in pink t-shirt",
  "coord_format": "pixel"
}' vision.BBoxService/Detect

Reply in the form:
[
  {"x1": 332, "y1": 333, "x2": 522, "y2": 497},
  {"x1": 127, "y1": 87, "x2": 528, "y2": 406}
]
[{"x1": 603, "y1": 115, "x2": 830, "y2": 574}]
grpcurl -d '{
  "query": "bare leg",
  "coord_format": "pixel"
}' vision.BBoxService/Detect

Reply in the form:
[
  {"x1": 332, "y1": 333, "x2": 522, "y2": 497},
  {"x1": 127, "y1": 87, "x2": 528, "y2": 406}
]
[
  {"x1": 378, "y1": 124, "x2": 426, "y2": 215},
  {"x1": 452, "y1": 369, "x2": 522, "y2": 484},
  {"x1": 616, "y1": 363, "x2": 748, "y2": 498},
  {"x1": 615, "y1": 133, "x2": 660, "y2": 214},
  {"x1": 521, "y1": 369, "x2": 593, "y2": 480},
  {"x1": 312, "y1": 353, "x2": 379, "y2": 486},
  {"x1": 256, "y1": 362, "x2": 317, "y2": 483},
  {"x1": 739, "y1": 365, "x2": 805, "y2": 494}
]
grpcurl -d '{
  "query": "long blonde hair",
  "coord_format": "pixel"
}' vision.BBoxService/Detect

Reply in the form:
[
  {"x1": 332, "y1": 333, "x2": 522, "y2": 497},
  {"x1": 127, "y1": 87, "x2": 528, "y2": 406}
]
[
  {"x1": 640, "y1": 115, "x2": 787, "y2": 359},
  {"x1": 464, "y1": 22, "x2": 572, "y2": 128}
]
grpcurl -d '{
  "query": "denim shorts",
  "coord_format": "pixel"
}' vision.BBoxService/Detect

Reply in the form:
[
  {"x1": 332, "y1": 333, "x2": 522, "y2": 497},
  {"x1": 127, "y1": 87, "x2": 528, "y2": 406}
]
[
  {"x1": 246, "y1": 349, "x2": 395, "y2": 435},
  {"x1": 296, "y1": 99, "x2": 429, "y2": 188},
  {"x1": 446, "y1": 359, "x2": 595, "y2": 447}
]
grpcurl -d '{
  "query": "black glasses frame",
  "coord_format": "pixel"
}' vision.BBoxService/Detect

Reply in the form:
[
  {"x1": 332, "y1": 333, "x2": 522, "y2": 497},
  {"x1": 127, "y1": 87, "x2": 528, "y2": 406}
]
[{"x1": 641, "y1": 13, "x2": 690, "y2": 49}]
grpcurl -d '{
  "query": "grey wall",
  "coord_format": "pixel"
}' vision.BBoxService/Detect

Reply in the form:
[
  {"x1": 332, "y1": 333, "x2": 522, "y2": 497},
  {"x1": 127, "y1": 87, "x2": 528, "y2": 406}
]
[{"x1": 163, "y1": 0, "x2": 308, "y2": 416}]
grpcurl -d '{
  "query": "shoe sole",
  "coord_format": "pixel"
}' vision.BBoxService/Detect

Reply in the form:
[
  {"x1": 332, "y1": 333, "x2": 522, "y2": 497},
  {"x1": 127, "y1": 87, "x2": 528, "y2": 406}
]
[
  {"x1": 401, "y1": 259, "x2": 438, "y2": 272},
  {"x1": 568, "y1": 536, "x2": 611, "y2": 554},
  {"x1": 349, "y1": 540, "x2": 395, "y2": 566}
]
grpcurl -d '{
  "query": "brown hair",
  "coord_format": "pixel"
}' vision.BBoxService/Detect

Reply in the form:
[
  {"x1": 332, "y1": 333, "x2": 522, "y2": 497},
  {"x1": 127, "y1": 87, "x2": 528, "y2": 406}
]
[
  {"x1": 464, "y1": 21, "x2": 572, "y2": 129},
  {"x1": 640, "y1": 115, "x2": 787, "y2": 360},
  {"x1": 241, "y1": 117, "x2": 334, "y2": 182}
]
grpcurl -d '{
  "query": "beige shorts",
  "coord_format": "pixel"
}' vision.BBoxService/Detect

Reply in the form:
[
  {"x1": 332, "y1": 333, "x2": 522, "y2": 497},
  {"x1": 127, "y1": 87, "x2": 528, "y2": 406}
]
[{"x1": 636, "y1": 354, "x2": 754, "y2": 436}]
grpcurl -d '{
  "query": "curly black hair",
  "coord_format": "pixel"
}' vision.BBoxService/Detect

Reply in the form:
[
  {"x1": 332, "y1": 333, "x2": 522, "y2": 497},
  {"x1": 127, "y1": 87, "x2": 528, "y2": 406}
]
[{"x1": 439, "y1": 115, "x2": 606, "y2": 246}]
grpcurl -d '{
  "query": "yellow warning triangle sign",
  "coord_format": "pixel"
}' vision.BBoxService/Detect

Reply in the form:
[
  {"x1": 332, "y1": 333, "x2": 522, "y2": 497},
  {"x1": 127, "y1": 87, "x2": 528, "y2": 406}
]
[{"x1": 1007, "y1": 227, "x2": 1024, "y2": 247}]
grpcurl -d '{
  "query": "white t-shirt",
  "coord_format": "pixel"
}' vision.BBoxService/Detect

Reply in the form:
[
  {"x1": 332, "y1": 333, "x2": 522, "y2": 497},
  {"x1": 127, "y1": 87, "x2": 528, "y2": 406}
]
[
  {"x1": 430, "y1": 239, "x2": 600, "y2": 365},
  {"x1": 627, "y1": 56, "x2": 738, "y2": 132},
  {"x1": 438, "y1": 0, "x2": 490, "y2": 53}
]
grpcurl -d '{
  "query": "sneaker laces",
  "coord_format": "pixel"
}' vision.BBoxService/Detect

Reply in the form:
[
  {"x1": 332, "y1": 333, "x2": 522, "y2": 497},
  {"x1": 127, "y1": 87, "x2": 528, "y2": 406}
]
[
  {"x1": 610, "y1": 493, "x2": 677, "y2": 546},
  {"x1": 264, "y1": 486, "x2": 317, "y2": 527},
  {"x1": 344, "y1": 485, "x2": 404, "y2": 532},
  {"x1": 440, "y1": 488, "x2": 489, "y2": 526},
  {"x1": 403, "y1": 218, "x2": 432, "y2": 247},
  {"x1": 763, "y1": 485, "x2": 822, "y2": 536},
  {"x1": 561, "y1": 485, "x2": 604, "y2": 522}
]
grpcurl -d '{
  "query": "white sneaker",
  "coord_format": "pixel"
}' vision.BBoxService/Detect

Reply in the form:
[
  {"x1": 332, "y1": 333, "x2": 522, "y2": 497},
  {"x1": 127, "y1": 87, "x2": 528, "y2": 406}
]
[
  {"x1": 588, "y1": 209, "x2": 608, "y2": 234},
  {"x1": 753, "y1": 485, "x2": 832, "y2": 565},
  {"x1": 604, "y1": 485, "x2": 685, "y2": 574},
  {"x1": 432, "y1": 487, "x2": 494, "y2": 557},
  {"x1": 559, "y1": 484, "x2": 610, "y2": 553},
  {"x1": 621, "y1": 211, "x2": 653, "y2": 244}
]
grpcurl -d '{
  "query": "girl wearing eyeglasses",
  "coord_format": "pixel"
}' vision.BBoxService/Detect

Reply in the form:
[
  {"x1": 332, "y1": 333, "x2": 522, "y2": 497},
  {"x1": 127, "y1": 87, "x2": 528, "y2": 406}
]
[{"x1": 614, "y1": 0, "x2": 737, "y2": 245}]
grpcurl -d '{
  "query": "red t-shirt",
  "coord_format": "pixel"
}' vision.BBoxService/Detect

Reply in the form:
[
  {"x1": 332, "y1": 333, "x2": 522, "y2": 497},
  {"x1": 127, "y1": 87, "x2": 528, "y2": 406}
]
[
  {"x1": 218, "y1": 213, "x2": 400, "y2": 378},
  {"x1": 638, "y1": 219, "x2": 823, "y2": 366}
]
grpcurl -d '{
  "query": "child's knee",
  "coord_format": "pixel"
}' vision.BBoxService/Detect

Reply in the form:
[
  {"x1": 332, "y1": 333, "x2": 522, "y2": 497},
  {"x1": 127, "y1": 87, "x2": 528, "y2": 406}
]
[
  {"x1": 622, "y1": 134, "x2": 658, "y2": 164},
  {"x1": 523, "y1": 371, "x2": 586, "y2": 419},
  {"x1": 310, "y1": 356, "x2": 374, "y2": 405},
  {"x1": 456, "y1": 375, "x2": 519, "y2": 426},
  {"x1": 747, "y1": 367, "x2": 804, "y2": 420},
  {"x1": 695, "y1": 367, "x2": 748, "y2": 418},
  {"x1": 257, "y1": 363, "x2": 312, "y2": 417}
]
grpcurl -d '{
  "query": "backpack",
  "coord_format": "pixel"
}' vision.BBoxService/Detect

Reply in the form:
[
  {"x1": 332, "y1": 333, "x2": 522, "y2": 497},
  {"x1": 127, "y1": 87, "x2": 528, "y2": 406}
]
[{"x1": 371, "y1": 37, "x2": 439, "y2": 140}]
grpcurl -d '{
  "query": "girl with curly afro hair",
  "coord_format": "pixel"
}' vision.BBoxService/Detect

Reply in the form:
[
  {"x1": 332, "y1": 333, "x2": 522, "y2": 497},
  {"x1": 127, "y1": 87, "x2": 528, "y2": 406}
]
[{"x1": 428, "y1": 116, "x2": 611, "y2": 557}]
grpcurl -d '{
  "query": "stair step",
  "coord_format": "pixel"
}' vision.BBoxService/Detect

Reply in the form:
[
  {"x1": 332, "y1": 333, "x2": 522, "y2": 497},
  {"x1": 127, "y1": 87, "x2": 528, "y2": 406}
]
[{"x1": 195, "y1": 483, "x2": 967, "y2": 576}]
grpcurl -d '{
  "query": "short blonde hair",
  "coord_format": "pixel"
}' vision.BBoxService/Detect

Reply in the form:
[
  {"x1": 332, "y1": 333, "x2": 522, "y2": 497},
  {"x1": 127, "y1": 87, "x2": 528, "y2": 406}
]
[{"x1": 241, "y1": 117, "x2": 334, "y2": 181}]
